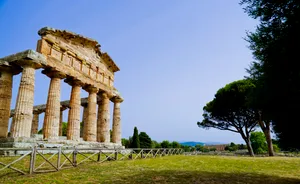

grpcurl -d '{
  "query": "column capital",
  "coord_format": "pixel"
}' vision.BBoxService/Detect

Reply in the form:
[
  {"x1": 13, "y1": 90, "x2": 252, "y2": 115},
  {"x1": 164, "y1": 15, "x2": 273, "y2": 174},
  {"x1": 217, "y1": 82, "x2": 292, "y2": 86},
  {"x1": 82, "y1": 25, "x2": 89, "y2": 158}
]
[
  {"x1": 18, "y1": 60, "x2": 42, "y2": 69},
  {"x1": 0, "y1": 63, "x2": 22, "y2": 75},
  {"x1": 83, "y1": 85, "x2": 98, "y2": 93},
  {"x1": 33, "y1": 109, "x2": 44, "y2": 115},
  {"x1": 111, "y1": 96, "x2": 124, "y2": 103},
  {"x1": 42, "y1": 69, "x2": 66, "y2": 79},
  {"x1": 64, "y1": 78, "x2": 84, "y2": 87},
  {"x1": 80, "y1": 97, "x2": 88, "y2": 107},
  {"x1": 81, "y1": 103, "x2": 88, "y2": 107},
  {"x1": 11, "y1": 59, "x2": 44, "y2": 70},
  {"x1": 60, "y1": 106, "x2": 68, "y2": 111},
  {"x1": 98, "y1": 91, "x2": 109, "y2": 100}
]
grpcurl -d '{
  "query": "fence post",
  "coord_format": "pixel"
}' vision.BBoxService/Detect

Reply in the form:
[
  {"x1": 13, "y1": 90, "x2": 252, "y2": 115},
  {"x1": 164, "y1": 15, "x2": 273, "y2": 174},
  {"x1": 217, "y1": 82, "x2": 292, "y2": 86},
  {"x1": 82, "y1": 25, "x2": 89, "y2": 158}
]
[
  {"x1": 29, "y1": 146, "x2": 36, "y2": 174},
  {"x1": 114, "y1": 150, "x2": 118, "y2": 160},
  {"x1": 73, "y1": 147, "x2": 77, "y2": 167},
  {"x1": 57, "y1": 147, "x2": 61, "y2": 170},
  {"x1": 97, "y1": 150, "x2": 101, "y2": 162}
]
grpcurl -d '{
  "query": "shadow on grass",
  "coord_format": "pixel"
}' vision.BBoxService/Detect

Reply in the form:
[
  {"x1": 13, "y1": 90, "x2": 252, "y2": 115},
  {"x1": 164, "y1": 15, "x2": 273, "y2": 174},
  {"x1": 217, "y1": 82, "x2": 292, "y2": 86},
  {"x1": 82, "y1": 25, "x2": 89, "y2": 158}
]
[
  {"x1": 118, "y1": 170, "x2": 300, "y2": 184},
  {"x1": 0, "y1": 168, "x2": 299, "y2": 184}
]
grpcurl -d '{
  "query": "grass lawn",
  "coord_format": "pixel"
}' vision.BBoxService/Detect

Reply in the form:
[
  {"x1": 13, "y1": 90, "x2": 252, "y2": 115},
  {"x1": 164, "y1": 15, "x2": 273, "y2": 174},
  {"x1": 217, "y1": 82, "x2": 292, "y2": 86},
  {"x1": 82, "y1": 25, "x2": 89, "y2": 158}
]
[{"x1": 1, "y1": 155, "x2": 300, "y2": 184}]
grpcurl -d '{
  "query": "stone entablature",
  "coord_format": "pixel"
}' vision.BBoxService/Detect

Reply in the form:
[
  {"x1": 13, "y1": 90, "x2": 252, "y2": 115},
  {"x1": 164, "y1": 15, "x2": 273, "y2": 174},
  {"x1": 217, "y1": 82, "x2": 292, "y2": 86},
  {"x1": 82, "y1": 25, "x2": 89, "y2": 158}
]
[
  {"x1": 37, "y1": 27, "x2": 118, "y2": 91},
  {"x1": 0, "y1": 27, "x2": 123, "y2": 147}
]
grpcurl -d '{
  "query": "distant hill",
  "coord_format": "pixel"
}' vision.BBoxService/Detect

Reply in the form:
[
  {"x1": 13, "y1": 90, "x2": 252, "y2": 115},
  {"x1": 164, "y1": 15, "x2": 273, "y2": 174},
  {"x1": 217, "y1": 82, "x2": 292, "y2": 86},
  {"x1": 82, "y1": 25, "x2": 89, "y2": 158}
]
[
  {"x1": 204, "y1": 142, "x2": 227, "y2": 145},
  {"x1": 180, "y1": 141, "x2": 227, "y2": 146},
  {"x1": 180, "y1": 141, "x2": 205, "y2": 146}
]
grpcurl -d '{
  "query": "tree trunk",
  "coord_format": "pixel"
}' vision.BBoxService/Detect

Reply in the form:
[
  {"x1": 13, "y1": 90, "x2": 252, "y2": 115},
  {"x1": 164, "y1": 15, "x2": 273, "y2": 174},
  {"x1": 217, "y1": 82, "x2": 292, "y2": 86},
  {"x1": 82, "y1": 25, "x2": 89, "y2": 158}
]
[
  {"x1": 240, "y1": 130, "x2": 255, "y2": 157},
  {"x1": 245, "y1": 137, "x2": 255, "y2": 157},
  {"x1": 264, "y1": 123, "x2": 274, "y2": 156},
  {"x1": 258, "y1": 112, "x2": 275, "y2": 156}
]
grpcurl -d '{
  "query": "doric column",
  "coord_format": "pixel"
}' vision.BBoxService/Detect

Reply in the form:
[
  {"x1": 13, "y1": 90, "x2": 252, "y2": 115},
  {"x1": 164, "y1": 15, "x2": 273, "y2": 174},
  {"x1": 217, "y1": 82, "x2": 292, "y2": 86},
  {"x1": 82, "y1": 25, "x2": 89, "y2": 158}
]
[
  {"x1": 42, "y1": 70, "x2": 65, "y2": 140},
  {"x1": 31, "y1": 112, "x2": 39, "y2": 135},
  {"x1": 66, "y1": 79, "x2": 82, "y2": 141},
  {"x1": 97, "y1": 92, "x2": 110, "y2": 143},
  {"x1": 11, "y1": 65, "x2": 36, "y2": 138},
  {"x1": 0, "y1": 67, "x2": 13, "y2": 138},
  {"x1": 59, "y1": 108, "x2": 64, "y2": 136},
  {"x1": 83, "y1": 86, "x2": 98, "y2": 142},
  {"x1": 81, "y1": 104, "x2": 88, "y2": 138},
  {"x1": 112, "y1": 98, "x2": 123, "y2": 144}
]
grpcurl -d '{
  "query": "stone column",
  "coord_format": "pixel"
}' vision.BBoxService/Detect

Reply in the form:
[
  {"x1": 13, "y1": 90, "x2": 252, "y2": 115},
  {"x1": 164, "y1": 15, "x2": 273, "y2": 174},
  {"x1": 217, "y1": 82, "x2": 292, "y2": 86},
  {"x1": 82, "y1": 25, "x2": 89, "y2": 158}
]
[
  {"x1": 59, "y1": 108, "x2": 64, "y2": 136},
  {"x1": 80, "y1": 104, "x2": 88, "y2": 138},
  {"x1": 0, "y1": 67, "x2": 13, "y2": 138},
  {"x1": 97, "y1": 92, "x2": 110, "y2": 143},
  {"x1": 11, "y1": 65, "x2": 36, "y2": 138},
  {"x1": 83, "y1": 86, "x2": 98, "y2": 142},
  {"x1": 66, "y1": 80, "x2": 82, "y2": 141},
  {"x1": 42, "y1": 70, "x2": 65, "y2": 140},
  {"x1": 112, "y1": 98, "x2": 123, "y2": 144},
  {"x1": 31, "y1": 112, "x2": 39, "y2": 135}
]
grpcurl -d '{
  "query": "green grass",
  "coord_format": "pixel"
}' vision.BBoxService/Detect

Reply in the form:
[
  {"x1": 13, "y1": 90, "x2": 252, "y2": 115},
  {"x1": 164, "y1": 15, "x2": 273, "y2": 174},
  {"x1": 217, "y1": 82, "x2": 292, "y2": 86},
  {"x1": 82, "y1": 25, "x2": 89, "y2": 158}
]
[{"x1": 1, "y1": 155, "x2": 300, "y2": 184}]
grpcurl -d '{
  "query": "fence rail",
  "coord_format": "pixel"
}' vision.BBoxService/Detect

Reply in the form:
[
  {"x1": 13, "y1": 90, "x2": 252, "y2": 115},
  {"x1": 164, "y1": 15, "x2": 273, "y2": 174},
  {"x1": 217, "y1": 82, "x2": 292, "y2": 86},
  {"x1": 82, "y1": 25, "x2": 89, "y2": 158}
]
[{"x1": 0, "y1": 147, "x2": 183, "y2": 175}]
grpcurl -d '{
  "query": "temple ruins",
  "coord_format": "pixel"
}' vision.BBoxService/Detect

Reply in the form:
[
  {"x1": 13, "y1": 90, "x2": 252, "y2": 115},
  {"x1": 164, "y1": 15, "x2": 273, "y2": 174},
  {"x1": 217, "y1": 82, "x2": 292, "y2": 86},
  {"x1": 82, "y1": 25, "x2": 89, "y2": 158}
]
[{"x1": 0, "y1": 27, "x2": 123, "y2": 148}]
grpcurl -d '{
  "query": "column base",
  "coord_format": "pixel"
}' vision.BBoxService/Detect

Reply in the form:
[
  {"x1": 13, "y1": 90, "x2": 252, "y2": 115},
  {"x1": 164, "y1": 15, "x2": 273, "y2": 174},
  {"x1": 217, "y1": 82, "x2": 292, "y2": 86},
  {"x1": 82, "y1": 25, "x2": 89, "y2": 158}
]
[{"x1": 0, "y1": 136, "x2": 124, "y2": 155}]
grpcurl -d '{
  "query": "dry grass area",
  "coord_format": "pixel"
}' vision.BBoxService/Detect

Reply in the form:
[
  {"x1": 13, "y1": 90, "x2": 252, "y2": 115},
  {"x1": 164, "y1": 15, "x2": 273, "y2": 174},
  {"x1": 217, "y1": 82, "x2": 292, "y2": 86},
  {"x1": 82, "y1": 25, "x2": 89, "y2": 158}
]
[{"x1": 1, "y1": 155, "x2": 300, "y2": 184}]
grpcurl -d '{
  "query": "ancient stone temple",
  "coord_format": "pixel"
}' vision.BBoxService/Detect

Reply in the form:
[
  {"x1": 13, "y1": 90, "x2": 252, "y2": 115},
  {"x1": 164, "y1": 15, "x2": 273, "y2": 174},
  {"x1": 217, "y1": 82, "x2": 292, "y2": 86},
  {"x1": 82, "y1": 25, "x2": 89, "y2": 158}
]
[{"x1": 0, "y1": 27, "x2": 123, "y2": 148}]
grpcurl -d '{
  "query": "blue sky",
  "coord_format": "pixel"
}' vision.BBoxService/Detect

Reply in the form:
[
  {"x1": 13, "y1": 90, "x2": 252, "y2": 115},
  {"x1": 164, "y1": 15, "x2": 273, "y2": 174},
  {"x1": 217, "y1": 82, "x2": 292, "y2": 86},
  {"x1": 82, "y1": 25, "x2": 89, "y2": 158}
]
[{"x1": 0, "y1": 0, "x2": 258, "y2": 143}]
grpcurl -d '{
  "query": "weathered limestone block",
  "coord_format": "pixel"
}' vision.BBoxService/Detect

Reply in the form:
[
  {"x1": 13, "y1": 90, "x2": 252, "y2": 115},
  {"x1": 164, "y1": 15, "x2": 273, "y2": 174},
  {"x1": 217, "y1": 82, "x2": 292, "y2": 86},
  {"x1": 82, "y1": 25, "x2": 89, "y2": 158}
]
[
  {"x1": 31, "y1": 113, "x2": 39, "y2": 135},
  {"x1": 0, "y1": 67, "x2": 13, "y2": 138},
  {"x1": 0, "y1": 50, "x2": 46, "y2": 67},
  {"x1": 97, "y1": 92, "x2": 110, "y2": 143},
  {"x1": 112, "y1": 98, "x2": 123, "y2": 144},
  {"x1": 43, "y1": 70, "x2": 66, "y2": 140},
  {"x1": 66, "y1": 80, "x2": 82, "y2": 141},
  {"x1": 11, "y1": 65, "x2": 36, "y2": 138},
  {"x1": 83, "y1": 86, "x2": 98, "y2": 142}
]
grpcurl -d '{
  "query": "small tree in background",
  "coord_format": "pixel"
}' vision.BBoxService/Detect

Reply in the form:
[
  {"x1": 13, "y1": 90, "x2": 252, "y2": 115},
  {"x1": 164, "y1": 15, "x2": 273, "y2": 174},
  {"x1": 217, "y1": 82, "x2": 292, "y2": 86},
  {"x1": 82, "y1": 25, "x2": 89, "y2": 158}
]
[
  {"x1": 152, "y1": 140, "x2": 161, "y2": 148},
  {"x1": 62, "y1": 122, "x2": 68, "y2": 136},
  {"x1": 180, "y1": 145, "x2": 191, "y2": 152},
  {"x1": 238, "y1": 144, "x2": 247, "y2": 150},
  {"x1": 225, "y1": 142, "x2": 239, "y2": 152},
  {"x1": 195, "y1": 144, "x2": 209, "y2": 152},
  {"x1": 121, "y1": 138, "x2": 130, "y2": 148},
  {"x1": 171, "y1": 141, "x2": 181, "y2": 148},
  {"x1": 250, "y1": 132, "x2": 267, "y2": 154},
  {"x1": 130, "y1": 127, "x2": 140, "y2": 148},
  {"x1": 139, "y1": 132, "x2": 152, "y2": 148},
  {"x1": 160, "y1": 140, "x2": 171, "y2": 148},
  {"x1": 195, "y1": 144, "x2": 204, "y2": 151},
  {"x1": 209, "y1": 147, "x2": 217, "y2": 152}
]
